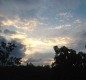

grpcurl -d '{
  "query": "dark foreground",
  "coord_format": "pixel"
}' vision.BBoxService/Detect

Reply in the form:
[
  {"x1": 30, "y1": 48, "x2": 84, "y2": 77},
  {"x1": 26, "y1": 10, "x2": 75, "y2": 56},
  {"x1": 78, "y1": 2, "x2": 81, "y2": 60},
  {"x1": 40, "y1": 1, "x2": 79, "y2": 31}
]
[
  {"x1": 0, "y1": 66, "x2": 86, "y2": 80},
  {"x1": 0, "y1": 42, "x2": 86, "y2": 80}
]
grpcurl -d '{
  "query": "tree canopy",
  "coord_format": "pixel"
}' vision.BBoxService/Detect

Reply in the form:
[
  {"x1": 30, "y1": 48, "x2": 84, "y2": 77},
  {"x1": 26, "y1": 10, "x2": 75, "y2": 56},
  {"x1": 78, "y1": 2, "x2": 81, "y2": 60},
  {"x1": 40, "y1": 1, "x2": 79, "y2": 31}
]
[{"x1": 52, "y1": 46, "x2": 86, "y2": 68}]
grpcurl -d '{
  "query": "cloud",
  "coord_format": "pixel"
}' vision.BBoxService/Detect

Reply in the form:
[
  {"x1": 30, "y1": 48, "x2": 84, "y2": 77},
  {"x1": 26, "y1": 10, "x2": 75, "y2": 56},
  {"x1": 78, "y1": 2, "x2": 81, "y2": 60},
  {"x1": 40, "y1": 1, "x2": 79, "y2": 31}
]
[
  {"x1": 1, "y1": 17, "x2": 39, "y2": 31},
  {"x1": 0, "y1": 29, "x2": 27, "y2": 40},
  {"x1": 0, "y1": 0, "x2": 81, "y2": 22},
  {"x1": 0, "y1": 36, "x2": 25, "y2": 58},
  {"x1": 0, "y1": 0, "x2": 41, "y2": 18},
  {"x1": 2, "y1": 18, "x2": 84, "y2": 65},
  {"x1": 43, "y1": 37, "x2": 71, "y2": 46},
  {"x1": 23, "y1": 51, "x2": 54, "y2": 65},
  {"x1": 59, "y1": 12, "x2": 72, "y2": 17},
  {"x1": 49, "y1": 24, "x2": 71, "y2": 30},
  {"x1": 65, "y1": 19, "x2": 86, "y2": 51},
  {"x1": 0, "y1": 0, "x2": 86, "y2": 65},
  {"x1": 10, "y1": 40, "x2": 26, "y2": 58},
  {"x1": 58, "y1": 11, "x2": 73, "y2": 20},
  {"x1": 3, "y1": 29, "x2": 17, "y2": 34},
  {"x1": 0, "y1": 36, "x2": 8, "y2": 43},
  {"x1": 1, "y1": 31, "x2": 70, "y2": 65},
  {"x1": 20, "y1": 37, "x2": 72, "y2": 64}
]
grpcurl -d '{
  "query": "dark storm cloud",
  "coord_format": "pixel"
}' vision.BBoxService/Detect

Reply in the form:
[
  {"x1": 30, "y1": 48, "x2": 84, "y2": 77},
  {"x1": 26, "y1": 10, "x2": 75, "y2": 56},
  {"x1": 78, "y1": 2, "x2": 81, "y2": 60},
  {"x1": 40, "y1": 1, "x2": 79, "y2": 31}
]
[
  {"x1": 0, "y1": 29, "x2": 21, "y2": 36},
  {"x1": 10, "y1": 40, "x2": 25, "y2": 58},
  {"x1": 0, "y1": 36, "x2": 7, "y2": 43},
  {"x1": 0, "y1": 36, "x2": 25, "y2": 58},
  {"x1": 3, "y1": 29, "x2": 17, "y2": 34}
]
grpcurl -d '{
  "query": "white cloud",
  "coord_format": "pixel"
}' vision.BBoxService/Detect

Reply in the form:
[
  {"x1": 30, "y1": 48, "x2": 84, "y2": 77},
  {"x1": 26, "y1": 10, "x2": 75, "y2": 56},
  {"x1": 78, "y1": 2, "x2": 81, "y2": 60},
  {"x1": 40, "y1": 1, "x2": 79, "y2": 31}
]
[
  {"x1": 49, "y1": 24, "x2": 71, "y2": 30},
  {"x1": 43, "y1": 37, "x2": 72, "y2": 46},
  {"x1": 58, "y1": 11, "x2": 73, "y2": 20},
  {"x1": 74, "y1": 19, "x2": 82, "y2": 24}
]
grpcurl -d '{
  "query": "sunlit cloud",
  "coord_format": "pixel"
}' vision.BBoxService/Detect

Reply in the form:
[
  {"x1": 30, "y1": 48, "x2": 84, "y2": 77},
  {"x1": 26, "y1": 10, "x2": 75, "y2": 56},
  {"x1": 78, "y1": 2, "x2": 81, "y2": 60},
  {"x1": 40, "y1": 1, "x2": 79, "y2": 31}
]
[
  {"x1": 1, "y1": 19, "x2": 16, "y2": 27},
  {"x1": 20, "y1": 37, "x2": 72, "y2": 63},
  {"x1": 10, "y1": 33, "x2": 26, "y2": 39},
  {"x1": 1, "y1": 17, "x2": 39, "y2": 31}
]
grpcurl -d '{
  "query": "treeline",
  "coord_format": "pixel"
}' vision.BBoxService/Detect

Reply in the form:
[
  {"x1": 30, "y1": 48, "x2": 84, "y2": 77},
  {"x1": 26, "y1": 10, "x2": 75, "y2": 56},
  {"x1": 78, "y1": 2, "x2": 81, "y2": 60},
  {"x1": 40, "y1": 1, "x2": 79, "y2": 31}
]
[{"x1": 0, "y1": 42, "x2": 86, "y2": 80}]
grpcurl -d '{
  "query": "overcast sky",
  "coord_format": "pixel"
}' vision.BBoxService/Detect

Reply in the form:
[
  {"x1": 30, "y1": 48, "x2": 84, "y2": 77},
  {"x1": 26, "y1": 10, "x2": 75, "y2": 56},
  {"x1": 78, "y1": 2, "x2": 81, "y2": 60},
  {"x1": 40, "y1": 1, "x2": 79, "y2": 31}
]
[{"x1": 0, "y1": 0, "x2": 86, "y2": 65}]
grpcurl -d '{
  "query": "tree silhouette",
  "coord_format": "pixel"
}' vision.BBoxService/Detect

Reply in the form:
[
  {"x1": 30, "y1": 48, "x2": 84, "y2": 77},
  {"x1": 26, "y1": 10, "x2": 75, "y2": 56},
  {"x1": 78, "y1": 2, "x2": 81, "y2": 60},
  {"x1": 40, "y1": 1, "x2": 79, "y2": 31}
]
[
  {"x1": 52, "y1": 46, "x2": 86, "y2": 68},
  {"x1": 0, "y1": 41, "x2": 21, "y2": 66}
]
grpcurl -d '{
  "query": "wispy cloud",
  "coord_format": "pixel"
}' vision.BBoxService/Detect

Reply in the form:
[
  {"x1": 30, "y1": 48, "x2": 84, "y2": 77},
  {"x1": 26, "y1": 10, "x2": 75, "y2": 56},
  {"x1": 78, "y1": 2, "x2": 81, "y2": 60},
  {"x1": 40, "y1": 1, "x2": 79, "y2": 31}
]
[{"x1": 49, "y1": 24, "x2": 71, "y2": 30}]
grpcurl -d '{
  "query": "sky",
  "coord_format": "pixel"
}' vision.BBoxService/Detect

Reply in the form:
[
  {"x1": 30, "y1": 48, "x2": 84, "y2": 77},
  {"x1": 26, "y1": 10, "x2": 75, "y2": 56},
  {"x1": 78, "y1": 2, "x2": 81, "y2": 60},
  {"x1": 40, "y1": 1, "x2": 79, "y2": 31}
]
[{"x1": 0, "y1": 0, "x2": 86, "y2": 65}]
